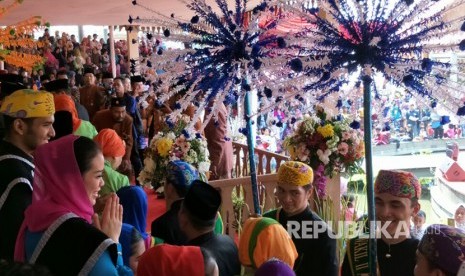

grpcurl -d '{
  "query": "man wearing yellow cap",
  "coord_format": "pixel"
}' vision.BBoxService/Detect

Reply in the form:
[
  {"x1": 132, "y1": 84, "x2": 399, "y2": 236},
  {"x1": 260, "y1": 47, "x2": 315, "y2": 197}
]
[
  {"x1": 0, "y1": 89, "x2": 55, "y2": 261},
  {"x1": 264, "y1": 161, "x2": 338, "y2": 276},
  {"x1": 341, "y1": 169, "x2": 421, "y2": 276}
]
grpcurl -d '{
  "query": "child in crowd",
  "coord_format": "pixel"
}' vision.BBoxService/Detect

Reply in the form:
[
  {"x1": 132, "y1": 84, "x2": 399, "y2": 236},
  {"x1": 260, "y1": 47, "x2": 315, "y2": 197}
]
[
  {"x1": 342, "y1": 194, "x2": 357, "y2": 221},
  {"x1": 119, "y1": 224, "x2": 146, "y2": 274},
  {"x1": 93, "y1": 129, "x2": 130, "y2": 212},
  {"x1": 411, "y1": 210, "x2": 427, "y2": 240},
  {"x1": 455, "y1": 204, "x2": 465, "y2": 231}
]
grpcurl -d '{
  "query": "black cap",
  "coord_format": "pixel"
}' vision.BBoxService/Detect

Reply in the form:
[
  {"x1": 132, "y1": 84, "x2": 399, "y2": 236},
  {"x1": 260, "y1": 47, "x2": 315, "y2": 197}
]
[
  {"x1": 102, "y1": 71, "x2": 114, "y2": 79},
  {"x1": 0, "y1": 73, "x2": 22, "y2": 83},
  {"x1": 110, "y1": 97, "x2": 127, "y2": 108},
  {"x1": 83, "y1": 67, "x2": 95, "y2": 75},
  {"x1": 40, "y1": 74, "x2": 51, "y2": 82},
  {"x1": 43, "y1": 79, "x2": 69, "y2": 92},
  {"x1": 183, "y1": 180, "x2": 221, "y2": 221},
  {"x1": 0, "y1": 74, "x2": 26, "y2": 98},
  {"x1": 130, "y1": 75, "x2": 144, "y2": 83},
  {"x1": 51, "y1": 111, "x2": 73, "y2": 141}
]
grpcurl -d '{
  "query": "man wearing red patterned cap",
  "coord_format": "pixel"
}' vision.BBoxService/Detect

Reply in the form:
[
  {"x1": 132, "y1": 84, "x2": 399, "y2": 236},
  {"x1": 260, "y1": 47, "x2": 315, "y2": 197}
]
[{"x1": 341, "y1": 169, "x2": 422, "y2": 276}]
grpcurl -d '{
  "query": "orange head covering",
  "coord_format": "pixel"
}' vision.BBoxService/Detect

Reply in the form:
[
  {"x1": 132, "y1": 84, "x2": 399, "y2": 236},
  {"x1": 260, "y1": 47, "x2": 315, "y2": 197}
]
[
  {"x1": 53, "y1": 94, "x2": 80, "y2": 131},
  {"x1": 94, "y1": 129, "x2": 125, "y2": 158},
  {"x1": 137, "y1": 244, "x2": 205, "y2": 276},
  {"x1": 239, "y1": 217, "x2": 298, "y2": 269}
]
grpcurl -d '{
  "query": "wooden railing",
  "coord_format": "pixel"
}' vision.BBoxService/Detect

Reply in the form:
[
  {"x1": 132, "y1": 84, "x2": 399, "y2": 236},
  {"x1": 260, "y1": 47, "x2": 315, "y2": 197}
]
[
  {"x1": 210, "y1": 174, "x2": 279, "y2": 238},
  {"x1": 209, "y1": 142, "x2": 288, "y2": 238},
  {"x1": 232, "y1": 141, "x2": 289, "y2": 177}
]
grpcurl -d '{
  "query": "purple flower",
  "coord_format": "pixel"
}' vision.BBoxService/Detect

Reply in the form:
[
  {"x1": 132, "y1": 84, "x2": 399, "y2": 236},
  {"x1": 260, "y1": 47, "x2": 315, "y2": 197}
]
[{"x1": 314, "y1": 164, "x2": 327, "y2": 198}]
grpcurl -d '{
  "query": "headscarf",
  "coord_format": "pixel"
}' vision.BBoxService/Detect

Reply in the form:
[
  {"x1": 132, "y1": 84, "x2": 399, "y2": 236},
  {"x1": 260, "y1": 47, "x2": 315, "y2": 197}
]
[
  {"x1": 418, "y1": 224, "x2": 465, "y2": 274},
  {"x1": 94, "y1": 129, "x2": 125, "y2": 157},
  {"x1": 15, "y1": 135, "x2": 94, "y2": 261},
  {"x1": 117, "y1": 186, "x2": 148, "y2": 240},
  {"x1": 53, "y1": 94, "x2": 81, "y2": 131},
  {"x1": 255, "y1": 258, "x2": 296, "y2": 276},
  {"x1": 137, "y1": 244, "x2": 204, "y2": 276},
  {"x1": 239, "y1": 217, "x2": 298, "y2": 269},
  {"x1": 277, "y1": 161, "x2": 313, "y2": 187},
  {"x1": 0, "y1": 89, "x2": 55, "y2": 118},
  {"x1": 119, "y1": 223, "x2": 138, "y2": 266},
  {"x1": 374, "y1": 170, "x2": 421, "y2": 199}
]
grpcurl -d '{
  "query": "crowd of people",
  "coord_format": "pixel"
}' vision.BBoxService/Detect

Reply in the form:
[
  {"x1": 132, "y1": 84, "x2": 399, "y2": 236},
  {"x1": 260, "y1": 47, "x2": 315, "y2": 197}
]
[
  {"x1": 370, "y1": 94, "x2": 465, "y2": 146},
  {"x1": 1, "y1": 30, "x2": 465, "y2": 276}
]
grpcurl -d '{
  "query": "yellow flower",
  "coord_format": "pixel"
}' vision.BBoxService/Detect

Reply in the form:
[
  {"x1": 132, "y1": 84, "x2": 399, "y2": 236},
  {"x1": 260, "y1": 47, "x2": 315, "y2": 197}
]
[
  {"x1": 317, "y1": 124, "x2": 334, "y2": 138},
  {"x1": 156, "y1": 138, "x2": 173, "y2": 157}
]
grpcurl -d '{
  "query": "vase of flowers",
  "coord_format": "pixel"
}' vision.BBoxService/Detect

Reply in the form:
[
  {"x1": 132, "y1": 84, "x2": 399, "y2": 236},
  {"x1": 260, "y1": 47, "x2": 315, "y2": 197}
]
[
  {"x1": 284, "y1": 107, "x2": 365, "y2": 197},
  {"x1": 138, "y1": 115, "x2": 211, "y2": 189}
]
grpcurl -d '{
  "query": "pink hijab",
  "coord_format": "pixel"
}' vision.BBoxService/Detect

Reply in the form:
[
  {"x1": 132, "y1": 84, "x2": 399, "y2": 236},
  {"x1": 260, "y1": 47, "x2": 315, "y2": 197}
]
[{"x1": 15, "y1": 135, "x2": 95, "y2": 261}]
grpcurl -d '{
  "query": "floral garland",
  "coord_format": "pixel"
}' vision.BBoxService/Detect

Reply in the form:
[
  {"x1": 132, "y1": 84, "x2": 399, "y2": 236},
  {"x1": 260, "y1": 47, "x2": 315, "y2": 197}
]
[
  {"x1": 0, "y1": 13, "x2": 48, "y2": 72},
  {"x1": 284, "y1": 107, "x2": 365, "y2": 196},
  {"x1": 138, "y1": 115, "x2": 210, "y2": 188}
]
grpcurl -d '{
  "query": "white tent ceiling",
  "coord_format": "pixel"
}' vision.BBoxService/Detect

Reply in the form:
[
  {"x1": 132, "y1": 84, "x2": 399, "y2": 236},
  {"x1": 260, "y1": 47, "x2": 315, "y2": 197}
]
[{"x1": 0, "y1": 0, "x2": 260, "y2": 26}]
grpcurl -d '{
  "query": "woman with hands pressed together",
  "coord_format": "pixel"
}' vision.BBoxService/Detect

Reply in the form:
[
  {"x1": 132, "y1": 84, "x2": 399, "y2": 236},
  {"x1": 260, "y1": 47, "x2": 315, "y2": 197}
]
[{"x1": 14, "y1": 135, "x2": 132, "y2": 275}]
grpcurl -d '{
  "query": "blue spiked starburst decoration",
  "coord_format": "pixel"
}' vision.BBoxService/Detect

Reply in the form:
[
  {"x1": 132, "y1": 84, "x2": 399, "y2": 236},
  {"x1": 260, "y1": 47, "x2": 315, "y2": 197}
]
[
  {"x1": 283, "y1": 0, "x2": 465, "y2": 114},
  {"x1": 132, "y1": 0, "x2": 290, "y2": 129}
]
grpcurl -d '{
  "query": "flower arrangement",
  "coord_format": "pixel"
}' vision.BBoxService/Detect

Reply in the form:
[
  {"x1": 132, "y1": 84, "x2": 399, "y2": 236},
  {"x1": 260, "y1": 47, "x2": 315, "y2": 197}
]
[
  {"x1": 284, "y1": 107, "x2": 365, "y2": 196},
  {"x1": 138, "y1": 115, "x2": 210, "y2": 188}
]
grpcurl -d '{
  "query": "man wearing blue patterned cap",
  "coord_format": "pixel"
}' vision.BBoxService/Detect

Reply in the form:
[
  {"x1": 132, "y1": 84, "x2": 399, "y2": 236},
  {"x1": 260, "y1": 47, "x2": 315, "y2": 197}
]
[
  {"x1": 415, "y1": 224, "x2": 465, "y2": 275},
  {"x1": 151, "y1": 160, "x2": 200, "y2": 245}
]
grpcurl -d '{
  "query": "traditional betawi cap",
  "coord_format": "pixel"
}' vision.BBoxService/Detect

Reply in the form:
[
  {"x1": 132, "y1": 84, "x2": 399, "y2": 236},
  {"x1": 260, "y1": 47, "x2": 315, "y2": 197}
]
[
  {"x1": 83, "y1": 67, "x2": 95, "y2": 75},
  {"x1": 130, "y1": 75, "x2": 144, "y2": 83},
  {"x1": 239, "y1": 217, "x2": 298, "y2": 269},
  {"x1": 0, "y1": 89, "x2": 55, "y2": 118},
  {"x1": 0, "y1": 73, "x2": 26, "y2": 97},
  {"x1": 255, "y1": 258, "x2": 296, "y2": 276},
  {"x1": 166, "y1": 160, "x2": 199, "y2": 188},
  {"x1": 102, "y1": 71, "x2": 114, "y2": 79},
  {"x1": 183, "y1": 180, "x2": 221, "y2": 221},
  {"x1": 374, "y1": 170, "x2": 421, "y2": 199},
  {"x1": 110, "y1": 97, "x2": 127, "y2": 108},
  {"x1": 94, "y1": 129, "x2": 125, "y2": 158},
  {"x1": 277, "y1": 161, "x2": 314, "y2": 187},
  {"x1": 51, "y1": 111, "x2": 73, "y2": 141},
  {"x1": 418, "y1": 224, "x2": 465, "y2": 275},
  {"x1": 43, "y1": 79, "x2": 69, "y2": 92}
]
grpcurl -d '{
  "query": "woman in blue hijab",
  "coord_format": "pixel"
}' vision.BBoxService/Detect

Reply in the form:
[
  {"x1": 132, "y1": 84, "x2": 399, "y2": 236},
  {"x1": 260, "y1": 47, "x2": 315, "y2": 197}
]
[{"x1": 117, "y1": 186, "x2": 152, "y2": 248}]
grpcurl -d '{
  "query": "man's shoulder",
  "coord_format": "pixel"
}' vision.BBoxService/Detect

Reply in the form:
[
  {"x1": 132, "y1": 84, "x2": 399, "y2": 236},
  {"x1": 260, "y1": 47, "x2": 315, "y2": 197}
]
[
  {"x1": 124, "y1": 94, "x2": 136, "y2": 103},
  {"x1": 94, "y1": 109, "x2": 111, "y2": 118},
  {"x1": 263, "y1": 209, "x2": 278, "y2": 219},
  {"x1": 123, "y1": 114, "x2": 133, "y2": 124},
  {"x1": 209, "y1": 233, "x2": 237, "y2": 249},
  {"x1": 0, "y1": 143, "x2": 34, "y2": 180},
  {"x1": 152, "y1": 209, "x2": 179, "y2": 233}
]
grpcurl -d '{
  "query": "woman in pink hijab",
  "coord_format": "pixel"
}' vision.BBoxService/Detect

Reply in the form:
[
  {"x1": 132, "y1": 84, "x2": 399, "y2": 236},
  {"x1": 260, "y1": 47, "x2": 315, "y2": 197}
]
[{"x1": 14, "y1": 135, "x2": 130, "y2": 275}]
